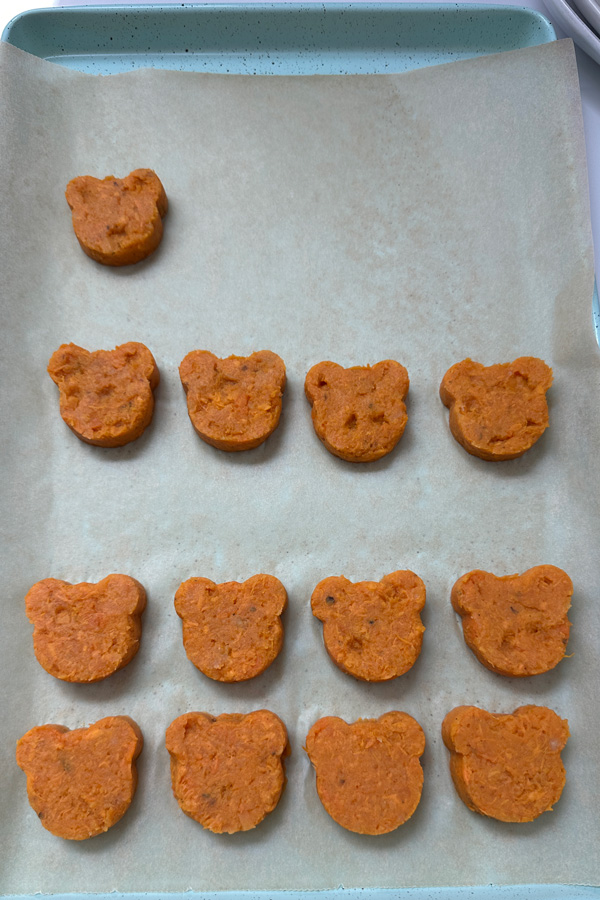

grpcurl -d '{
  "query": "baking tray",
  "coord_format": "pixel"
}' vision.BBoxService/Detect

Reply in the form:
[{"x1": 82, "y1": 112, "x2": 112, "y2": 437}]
[
  {"x1": 1, "y1": 4, "x2": 597, "y2": 900},
  {"x1": 2, "y1": 2, "x2": 557, "y2": 74}
]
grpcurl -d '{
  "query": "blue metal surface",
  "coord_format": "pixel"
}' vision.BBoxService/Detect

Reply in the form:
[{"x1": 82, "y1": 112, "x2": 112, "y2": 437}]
[
  {"x1": 3, "y1": 889, "x2": 599, "y2": 899},
  {"x1": 2, "y1": 3, "x2": 556, "y2": 74}
]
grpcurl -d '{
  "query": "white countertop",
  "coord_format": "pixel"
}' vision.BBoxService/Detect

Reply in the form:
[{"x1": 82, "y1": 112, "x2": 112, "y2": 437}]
[{"x1": 2, "y1": 0, "x2": 598, "y2": 279}]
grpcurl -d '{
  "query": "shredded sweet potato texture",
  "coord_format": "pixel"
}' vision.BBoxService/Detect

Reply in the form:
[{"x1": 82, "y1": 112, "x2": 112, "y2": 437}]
[
  {"x1": 305, "y1": 360, "x2": 409, "y2": 462},
  {"x1": 48, "y1": 342, "x2": 159, "y2": 447},
  {"x1": 175, "y1": 574, "x2": 287, "y2": 682},
  {"x1": 25, "y1": 574, "x2": 146, "y2": 683},
  {"x1": 442, "y1": 705, "x2": 568, "y2": 822},
  {"x1": 179, "y1": 350, "x2": 286, "y2": 451},
  {"x1": 439, "y1": 356, "x2": 552, "y2": 460},
  {"x1": 166, "y1": 710, "x2": 289, "y2": 834},
  {"x1": 305, "y1": 712, "x2": 425, "y2": 834},
  {"x1": 16, "y1": 716, "x2": 143, "y2": 840},
  {"x1": 452, "y1": 565, "x2": 572, "y2": 676},
  {"x1": 65, "y1": 169, "x2": 167, "y2": 266},
  {"x1": 311, "y1": 570, "x2": 425, "y2": 681}
]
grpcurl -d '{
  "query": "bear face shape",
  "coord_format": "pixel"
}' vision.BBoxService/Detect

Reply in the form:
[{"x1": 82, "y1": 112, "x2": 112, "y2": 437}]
[
  {"x1": 47, "y1": 342, "x2": 159, "y2": 447},
  {"x1": 16, "y1": 716, "x2": 143, "y2": 839},
  {"x1": 165, "y1": 710, "x2": 289, "y2": 834},
  {"x1": 174, "y1": 574, "x2": 287, "y2": 682},
  {"x1": 65, "y1": 169, "x2": 167, "y2": 266},
  {"x1": 305, "y1": 712, "x2": 425, "y2": 835},
  {"x1": 451, "y1": 565, "x2": 572, "y2": 677},
  {"x1": 25, "y1": 575, "x2": 146, "y2": 683},
  {"x1": 304, "y1": 360, "x2": 409, "y2": 462},
  {"x1": 179, "y1": 350, "x2": 286, "y2": 451},
  {"x1": 439, "y1": 356, "x2": 553, "y2": 460},
  {"x1": 442, "y1": 705, "x2": 569, "y2": 822},
  {"x1": 311, "y1": 571, "x2": 425, "y2": 681}
]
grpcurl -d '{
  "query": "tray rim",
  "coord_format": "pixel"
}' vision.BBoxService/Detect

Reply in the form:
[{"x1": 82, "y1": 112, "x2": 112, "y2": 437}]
[
  {"x1": 2, "y1": 2, "x2": 558, "y2": 61},
  {"x1": 2, "y1": 886, "x2": 600, "y2": 897}
]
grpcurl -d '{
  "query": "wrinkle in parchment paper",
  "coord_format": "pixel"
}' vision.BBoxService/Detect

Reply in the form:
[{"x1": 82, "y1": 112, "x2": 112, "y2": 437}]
[{"x1": 0, "y1": 38, "x2": 598, "y2": 893}]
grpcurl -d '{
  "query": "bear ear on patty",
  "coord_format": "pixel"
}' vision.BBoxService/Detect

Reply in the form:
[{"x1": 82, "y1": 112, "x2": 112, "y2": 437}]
[
  {"x1": 46, "y1": 344, "x2": 91, "y2": 385},
  {"x1": 304, "y1": 361, "x2": 344, "y2": 401}
]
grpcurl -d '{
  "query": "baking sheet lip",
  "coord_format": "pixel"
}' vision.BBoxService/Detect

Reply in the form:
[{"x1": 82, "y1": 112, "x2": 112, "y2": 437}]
[
  {"x1": 0, "y1": 2, "x2": 559, "y2": 11},
  {"x1": 0, "y1": 1, "x2": 559, "y2": 14},
  {"x1": 592, "y1": 279, "x2": 600, "y2": 348},
  {"x1": 2, "y1": 886, "x2": 599, "y2": 899},
  {"x1": 1, "y1": 2, "x2": 558, "y2": 50}
]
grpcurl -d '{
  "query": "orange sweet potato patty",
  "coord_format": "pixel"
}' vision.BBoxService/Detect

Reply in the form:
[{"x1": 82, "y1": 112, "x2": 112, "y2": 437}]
[
  {"x1": 179, "y1": 350, "x2": 286, "y2": 451},
  {"x1": 48, "y1": 342, "x2": 159, "y2": 447},
  {"x1": 174, "y1": 574, "x2": 287, "y2": 682},
  {"x1": 305, "y1": 712, "x2": 425, "y2": 834},
  {"x1": 311, "y1": 571, "x2": 425, "y2": 681},
  {"x1": 165, "y1": 710, "x2": 289, "y2": 834},
  {"x1": 25, "y1": 574, "x2": 146, "y2": 683},
  {"x1": 442, "y1": 705, "x2": 568, "y2": 822},
  {"x1": 16, "y1": 716, "x2": 143, "y2": 840},
  {"x1": 439, "y1": 357, "x2": 552, "y2": 460},
  {"x1": 451, "y1": 565, "x2": 572, "y2": 676},
  {"x1": 65, "y1": 169, "x2": 168, "y2": 266},
  {"x1": 304, "y1": 360, "x2": 409, "y2": 462}
]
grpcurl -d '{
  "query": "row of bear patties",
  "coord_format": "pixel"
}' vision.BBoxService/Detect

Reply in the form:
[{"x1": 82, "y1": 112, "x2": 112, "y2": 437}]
[
  {"x1": 47, "y1": 342, "x2": 553, "y2": 462},
  {"x1": 16, "y1": 704, "x2": 569, "y2": 839},
  {"x1": 24, "y1": 566, "x2": 572, "y2": 683}
]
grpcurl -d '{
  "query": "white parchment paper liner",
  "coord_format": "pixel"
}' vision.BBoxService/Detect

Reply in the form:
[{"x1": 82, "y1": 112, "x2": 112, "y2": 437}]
[{"x1": 0, "y1": 37, "x2": 598, "y2": 893}]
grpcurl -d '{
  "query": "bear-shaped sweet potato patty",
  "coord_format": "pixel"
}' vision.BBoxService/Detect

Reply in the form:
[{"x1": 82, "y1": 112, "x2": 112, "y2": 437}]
[
  {"x1": 311, "y1": 571, "x2": 425, "y2": 681},
  {"x1": 65, "y1": 169, "x2": 167, "y2": 266},
  {"x1": 25, "y1": 575, "x2": 146, "y2": 683},
  {"x1": 165, "y1": 710, "x2": 289, "y2": 833},
  {"x1": 48, "y1": 342, "x2": 159, "y2": 447},
  {"x1": 16, "y1": 716, "x2": 143, "y2": 839},
  {"x1": 179, "y1": 350, "x2": 286, "y2": 451},
  {"x1": 451, "y1": 565, "x2": 572, "y2": 676},
  {"x1": 442, "y1": 705, "x2": 568, "y2": 822},
  {"x1": 305, "y1": 712, "x2": 425, "y2": 834},
  {"x1": 304, "y1": 360, "x2": 409, "y2": 462},
  {"x1": 174, "y1": 574, "x2": 287, "y2": 682},
  {"x1": 439, "y1": 357, "x2": 552, "y2": 460}
]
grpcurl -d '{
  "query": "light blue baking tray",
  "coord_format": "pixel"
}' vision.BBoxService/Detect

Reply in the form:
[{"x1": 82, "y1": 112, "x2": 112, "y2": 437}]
[
  {"x1": 3, "y1": 891, "x2": 599, "y2": 900},
  {"x1": 3, "y1": 2, "x2": 556, "y2": 73},
  {"x1": 1, "y1": 4, "x2": 597, "y2": 897}
]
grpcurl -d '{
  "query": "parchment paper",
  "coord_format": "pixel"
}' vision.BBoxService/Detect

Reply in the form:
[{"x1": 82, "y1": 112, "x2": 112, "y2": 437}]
[{"x1": 0, "y1": 37, "x2": 598, "y2": 893}]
